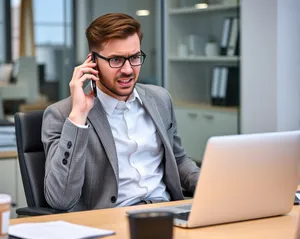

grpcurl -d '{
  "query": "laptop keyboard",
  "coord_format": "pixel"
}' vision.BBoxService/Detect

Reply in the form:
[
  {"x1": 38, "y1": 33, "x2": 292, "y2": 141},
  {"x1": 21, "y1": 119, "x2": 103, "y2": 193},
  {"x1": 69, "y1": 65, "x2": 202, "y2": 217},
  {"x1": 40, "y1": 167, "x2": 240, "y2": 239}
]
[{"x1": 174, "y1": 211, "x2": 190, "y2": 221}]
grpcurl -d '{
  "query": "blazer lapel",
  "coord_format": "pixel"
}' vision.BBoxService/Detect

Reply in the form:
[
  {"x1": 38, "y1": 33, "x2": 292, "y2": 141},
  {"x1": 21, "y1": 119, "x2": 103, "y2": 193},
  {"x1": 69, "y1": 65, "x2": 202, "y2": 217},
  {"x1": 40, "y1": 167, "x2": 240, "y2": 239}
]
[
  {"x1": 137, "y1": 87, "x2": 170, "y2": 148},
  {"x1": 87, "y1": 98, "x2": 119, "y2": 181},
  {"x1": 137, "y1": 86, "x2": 183, "y2": 200}
]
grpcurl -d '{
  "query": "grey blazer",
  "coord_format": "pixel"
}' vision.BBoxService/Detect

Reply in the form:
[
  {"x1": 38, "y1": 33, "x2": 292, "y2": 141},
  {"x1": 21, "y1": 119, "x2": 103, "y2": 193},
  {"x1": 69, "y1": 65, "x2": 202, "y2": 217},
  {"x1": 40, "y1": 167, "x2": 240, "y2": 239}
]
[{"x1": 42, "y1": 83, "x2": 200, "y2": 211}]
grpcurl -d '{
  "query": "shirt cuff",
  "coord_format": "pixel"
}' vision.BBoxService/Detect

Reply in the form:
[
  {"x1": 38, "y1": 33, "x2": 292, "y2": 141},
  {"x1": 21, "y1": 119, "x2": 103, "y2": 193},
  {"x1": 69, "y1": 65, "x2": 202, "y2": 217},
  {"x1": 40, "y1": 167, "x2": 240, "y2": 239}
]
[{"x1": 67, "y1": 117, "x2": 89, "y2": 129}]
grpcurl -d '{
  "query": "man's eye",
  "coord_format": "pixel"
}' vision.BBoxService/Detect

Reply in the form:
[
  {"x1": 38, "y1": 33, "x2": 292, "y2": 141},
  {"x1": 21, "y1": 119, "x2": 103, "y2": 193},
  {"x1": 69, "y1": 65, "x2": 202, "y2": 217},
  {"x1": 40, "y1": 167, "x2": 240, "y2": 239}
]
[
  {"x1": 131, "y1": 55, "x2": 141, "y2": 60},
  {"x1": 111, "y1": 57, "x2": 122, "y2": 63}
]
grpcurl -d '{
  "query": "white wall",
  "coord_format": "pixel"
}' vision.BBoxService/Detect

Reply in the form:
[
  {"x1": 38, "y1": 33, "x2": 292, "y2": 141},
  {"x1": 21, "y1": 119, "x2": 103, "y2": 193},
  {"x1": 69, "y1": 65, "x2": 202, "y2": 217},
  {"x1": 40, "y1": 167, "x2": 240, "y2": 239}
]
[
  {"x1": 241, "y1": 0, "x2": 300, "y2": 133},
  {"x1": 276, "y1": 0, "x2": 300, "y2": 131}
]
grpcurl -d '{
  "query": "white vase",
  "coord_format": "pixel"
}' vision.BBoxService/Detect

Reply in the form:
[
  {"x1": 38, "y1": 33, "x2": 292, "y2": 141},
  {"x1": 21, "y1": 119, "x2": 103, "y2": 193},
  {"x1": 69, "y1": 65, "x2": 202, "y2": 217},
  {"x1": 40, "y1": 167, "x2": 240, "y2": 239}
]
[
  {"x1": 178, "y1": 44, "x2": 188, "y2": 57},
  {"x1": 205, "y1": 42, "x2": 219, "y2": 56}
]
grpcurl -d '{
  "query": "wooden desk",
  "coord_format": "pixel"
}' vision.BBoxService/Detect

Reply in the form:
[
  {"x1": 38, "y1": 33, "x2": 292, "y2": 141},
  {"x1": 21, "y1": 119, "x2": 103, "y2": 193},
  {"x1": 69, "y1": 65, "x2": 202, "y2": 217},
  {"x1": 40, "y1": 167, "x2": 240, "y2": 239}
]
[
  {"x1": 0, "y1": 150, "x2": 18, "y2": 159},
  {"x1": 10, "y1": 200, "x2": 300, "y2": 239}
]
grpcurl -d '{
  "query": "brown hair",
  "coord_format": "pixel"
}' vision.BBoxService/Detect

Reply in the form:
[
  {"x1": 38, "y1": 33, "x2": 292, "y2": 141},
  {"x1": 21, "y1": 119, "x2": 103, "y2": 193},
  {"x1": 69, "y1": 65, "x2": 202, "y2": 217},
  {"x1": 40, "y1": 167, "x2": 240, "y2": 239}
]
[{"x1": 85, "y1": 13, "x2": 143, "y2": 51}]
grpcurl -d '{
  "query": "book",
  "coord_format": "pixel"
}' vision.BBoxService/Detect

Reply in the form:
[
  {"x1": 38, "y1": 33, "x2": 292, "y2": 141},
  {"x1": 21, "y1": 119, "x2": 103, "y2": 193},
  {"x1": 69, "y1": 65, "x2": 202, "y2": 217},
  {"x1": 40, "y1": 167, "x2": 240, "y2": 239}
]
[{"x1": 227, "y1": 17, "x2": 239, "y2": 56}]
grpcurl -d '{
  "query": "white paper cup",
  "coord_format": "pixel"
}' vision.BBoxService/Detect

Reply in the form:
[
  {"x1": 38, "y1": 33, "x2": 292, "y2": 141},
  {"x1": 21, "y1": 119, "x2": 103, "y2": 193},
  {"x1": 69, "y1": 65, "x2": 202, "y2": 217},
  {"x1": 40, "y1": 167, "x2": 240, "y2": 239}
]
[{"x1": 0, "y1": 194, "x2": 11, "y2": 239}]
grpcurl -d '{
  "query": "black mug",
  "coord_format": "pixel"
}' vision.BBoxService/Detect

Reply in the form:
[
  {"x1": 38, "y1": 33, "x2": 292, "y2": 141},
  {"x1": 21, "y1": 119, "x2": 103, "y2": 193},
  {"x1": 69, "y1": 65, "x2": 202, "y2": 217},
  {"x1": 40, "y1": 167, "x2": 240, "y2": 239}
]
[{"x1": 128, "y1": 211, "x2": 174, "y2": 239}]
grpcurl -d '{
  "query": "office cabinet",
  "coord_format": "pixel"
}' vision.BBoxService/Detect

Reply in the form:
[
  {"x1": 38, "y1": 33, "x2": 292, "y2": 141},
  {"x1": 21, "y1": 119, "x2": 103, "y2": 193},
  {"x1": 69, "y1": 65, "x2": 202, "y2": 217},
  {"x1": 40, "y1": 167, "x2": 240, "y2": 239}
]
[
  {"x1": 0, "y1": 159, "x2": 17, "y2": 218},
  {"x1": 0, "y1": 158, "x2": 26, "y2": 218},
  {"x1": 175, "y1": 106, "x2": 237, "y2": 163},
  {"x1": 164, "y1": 0, "x2": 240, "y2": 162}
]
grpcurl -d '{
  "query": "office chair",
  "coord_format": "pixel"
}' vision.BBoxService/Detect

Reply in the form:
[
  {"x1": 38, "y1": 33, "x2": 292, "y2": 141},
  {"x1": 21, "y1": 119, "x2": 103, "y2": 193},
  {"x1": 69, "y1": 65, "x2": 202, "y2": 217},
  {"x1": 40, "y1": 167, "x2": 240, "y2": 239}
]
[{"x1": 14, "y1": 110, "x2": 65, "y2": 216}]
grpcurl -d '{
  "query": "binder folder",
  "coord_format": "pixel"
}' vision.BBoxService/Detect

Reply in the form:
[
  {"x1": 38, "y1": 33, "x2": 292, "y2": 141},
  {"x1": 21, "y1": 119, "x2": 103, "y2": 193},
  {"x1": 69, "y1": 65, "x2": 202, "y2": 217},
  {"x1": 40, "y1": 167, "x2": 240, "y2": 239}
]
[
  {"x1": 218, "y1": 67, "x2": 239, "y2": 106},
  {"x1": 211, "y1": 67, "x2": 221, "y2": 105},
  {"x1": 220, "y1": 18, "x2": 232, "y2": 56},
  {"x1": 227, "y1": 17, "x2": 239, "y2": 56}
]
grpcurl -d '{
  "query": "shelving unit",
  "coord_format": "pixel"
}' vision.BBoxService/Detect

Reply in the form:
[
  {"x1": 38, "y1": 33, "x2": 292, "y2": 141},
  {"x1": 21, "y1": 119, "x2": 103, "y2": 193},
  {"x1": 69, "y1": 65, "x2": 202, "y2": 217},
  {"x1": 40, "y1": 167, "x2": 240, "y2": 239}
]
[
  {"x1": 164, "y1": 0, "x2": 240, "y2": 162},
  {"x1": 168, "y1": 56, "x2": 239, "y2": 63}
]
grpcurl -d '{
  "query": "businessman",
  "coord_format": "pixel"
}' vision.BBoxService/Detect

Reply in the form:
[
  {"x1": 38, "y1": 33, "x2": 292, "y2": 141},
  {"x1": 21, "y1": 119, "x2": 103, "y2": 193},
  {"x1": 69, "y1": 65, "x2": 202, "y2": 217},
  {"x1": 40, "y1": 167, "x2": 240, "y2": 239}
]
[{"x1": 42, "y1": 13, "x2": 200, "y2": 211}]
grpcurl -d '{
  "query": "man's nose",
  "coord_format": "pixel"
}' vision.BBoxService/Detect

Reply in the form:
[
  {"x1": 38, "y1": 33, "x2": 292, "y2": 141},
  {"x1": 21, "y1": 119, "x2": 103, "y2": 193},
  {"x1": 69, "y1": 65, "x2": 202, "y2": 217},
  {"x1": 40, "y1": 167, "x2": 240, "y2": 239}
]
[{"x1": 120, "y1": 59, "x2": 133, "y2": 74}]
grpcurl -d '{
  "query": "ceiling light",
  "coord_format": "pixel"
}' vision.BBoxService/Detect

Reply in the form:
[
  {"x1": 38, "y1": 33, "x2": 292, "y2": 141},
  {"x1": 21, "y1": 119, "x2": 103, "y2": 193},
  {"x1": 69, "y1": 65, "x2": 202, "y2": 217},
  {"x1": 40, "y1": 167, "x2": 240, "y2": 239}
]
[
  {"x1": 136, "y1": 10, "x2": 150, "y2": 16},
  {"x1": 195, "y1": 3, "x2": 208, "y2": 9}
]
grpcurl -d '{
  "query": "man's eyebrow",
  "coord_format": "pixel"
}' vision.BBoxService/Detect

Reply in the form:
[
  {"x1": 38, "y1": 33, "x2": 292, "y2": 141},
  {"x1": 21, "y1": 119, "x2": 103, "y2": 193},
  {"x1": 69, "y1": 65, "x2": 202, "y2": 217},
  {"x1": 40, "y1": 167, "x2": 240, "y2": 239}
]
[{"x1": 107, "y1": 51, "x2": 141, "y2": 58}]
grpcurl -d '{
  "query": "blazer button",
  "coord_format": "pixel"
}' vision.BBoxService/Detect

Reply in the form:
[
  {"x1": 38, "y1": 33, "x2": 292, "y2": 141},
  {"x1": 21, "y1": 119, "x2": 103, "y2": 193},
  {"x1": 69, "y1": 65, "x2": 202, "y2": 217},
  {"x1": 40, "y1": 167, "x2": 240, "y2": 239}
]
[
  {"x1": 111, "y1": 196, "x2": 116, "y2": 203},
  {"x1": 67, "y1": 141, "x2": 72, "y2": 149},
  {"x1": 64, "y1": 151, "x2": 70, "y2": 158},
  {"x1": 62, "y1": 159, "x2": 68, "y2": 165}
]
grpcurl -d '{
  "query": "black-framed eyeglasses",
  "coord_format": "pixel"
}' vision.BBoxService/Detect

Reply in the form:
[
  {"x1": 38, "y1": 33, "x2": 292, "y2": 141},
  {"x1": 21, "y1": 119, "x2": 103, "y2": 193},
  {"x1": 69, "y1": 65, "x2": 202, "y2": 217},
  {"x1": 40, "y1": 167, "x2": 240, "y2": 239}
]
[{"x1": 92, "y1": 51, "x2": 146, "y2": 68}]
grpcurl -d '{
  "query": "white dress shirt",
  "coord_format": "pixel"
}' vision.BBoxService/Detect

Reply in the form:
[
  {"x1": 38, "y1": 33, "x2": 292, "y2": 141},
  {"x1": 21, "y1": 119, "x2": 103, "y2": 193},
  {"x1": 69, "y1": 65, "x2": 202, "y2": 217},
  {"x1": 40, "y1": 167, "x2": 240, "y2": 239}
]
[{"x1": 96, "y1": 87, "x2": 170, "y2": 206}]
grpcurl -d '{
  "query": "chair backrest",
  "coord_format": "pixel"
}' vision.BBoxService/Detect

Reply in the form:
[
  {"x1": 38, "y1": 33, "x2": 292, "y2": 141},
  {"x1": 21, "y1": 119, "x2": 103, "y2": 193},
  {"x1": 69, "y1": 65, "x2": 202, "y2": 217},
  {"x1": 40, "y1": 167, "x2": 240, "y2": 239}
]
[{"x1": 14, "y1": 110, "x2": 50, "y2": 208}]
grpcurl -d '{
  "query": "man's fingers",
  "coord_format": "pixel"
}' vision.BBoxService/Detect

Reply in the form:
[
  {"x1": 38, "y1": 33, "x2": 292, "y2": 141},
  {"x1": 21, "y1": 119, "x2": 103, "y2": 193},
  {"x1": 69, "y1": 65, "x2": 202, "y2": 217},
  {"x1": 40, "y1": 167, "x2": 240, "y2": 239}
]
[
  {"x1": 69, "y1": 60, "x2": 98, "y2": 91},
  {"x1": 69, "y1": 74, "x2": 99, "y2": 90},
  {"x1": 74, "y1": 66, "x2": 98, "y2": 80},
  {"x1": 78, "y1": 74, "x2": 99, "y2": 84},
  {"x1": 79, "y1": 67, "x2": 98, "y2": 76},
  {"x1": 78, "y1": 62, "x2": 97, "y2": 70},
  {"x1": 83, "y1": 54, "x2": 92, "y2": 64}
]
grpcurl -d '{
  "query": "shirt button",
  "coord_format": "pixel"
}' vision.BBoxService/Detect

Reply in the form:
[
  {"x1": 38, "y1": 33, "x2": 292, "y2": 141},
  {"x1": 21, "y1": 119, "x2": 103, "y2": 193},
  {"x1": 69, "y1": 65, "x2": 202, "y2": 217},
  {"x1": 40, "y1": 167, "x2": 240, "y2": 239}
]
[
  {"x1": 62, "y1": 159, "x2": 68, "y2": 165},
  {"x1": 111, "y1": 196, "x2": 116, "y2": 203},
  {"x1": 64, "y1": 151, "x2": 70, "y2": 158},
  {"x1": 67, "y1": 141, "x2": 72, "y2": 149}
]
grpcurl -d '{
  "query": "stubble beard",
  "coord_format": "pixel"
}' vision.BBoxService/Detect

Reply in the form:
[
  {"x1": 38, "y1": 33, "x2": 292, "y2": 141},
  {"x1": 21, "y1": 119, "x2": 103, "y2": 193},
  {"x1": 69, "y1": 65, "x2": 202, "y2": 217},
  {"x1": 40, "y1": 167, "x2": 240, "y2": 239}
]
[{"x1": 99, "y1": 73, "x2": 137, "y2": 99}]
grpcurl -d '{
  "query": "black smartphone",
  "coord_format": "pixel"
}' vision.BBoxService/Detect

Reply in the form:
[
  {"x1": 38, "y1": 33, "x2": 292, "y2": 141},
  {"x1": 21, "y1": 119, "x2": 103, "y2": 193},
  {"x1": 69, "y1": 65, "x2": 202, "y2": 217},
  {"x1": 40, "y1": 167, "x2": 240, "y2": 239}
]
[
  {"x1": 295, "y1": 190, "x2": 300, "y2": 205},
  {"x1": 91, "y1": 52, "x2": 97, "y2": 97}
]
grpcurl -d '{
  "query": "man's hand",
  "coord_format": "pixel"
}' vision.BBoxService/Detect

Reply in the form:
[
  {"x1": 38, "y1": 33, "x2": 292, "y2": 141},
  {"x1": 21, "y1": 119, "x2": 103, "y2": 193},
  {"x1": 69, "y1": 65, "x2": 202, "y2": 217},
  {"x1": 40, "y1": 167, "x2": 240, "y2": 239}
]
[{"x1": 69, "y1": 54, "x2": 99, "y2": 125}]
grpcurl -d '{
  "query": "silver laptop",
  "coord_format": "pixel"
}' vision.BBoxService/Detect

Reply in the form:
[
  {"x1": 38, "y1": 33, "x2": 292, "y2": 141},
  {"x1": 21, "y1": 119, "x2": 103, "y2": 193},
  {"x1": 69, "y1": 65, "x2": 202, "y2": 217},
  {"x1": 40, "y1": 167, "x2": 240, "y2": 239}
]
[{"x1": 127, "y1": 131, "x2": 300, "y2": 228}]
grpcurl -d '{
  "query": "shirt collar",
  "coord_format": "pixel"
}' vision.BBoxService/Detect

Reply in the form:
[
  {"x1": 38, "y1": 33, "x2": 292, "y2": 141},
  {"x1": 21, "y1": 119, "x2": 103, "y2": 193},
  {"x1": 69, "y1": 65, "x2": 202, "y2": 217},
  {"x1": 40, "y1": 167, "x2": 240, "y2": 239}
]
[{"x1": 93, "y1": 82, "x2": 143, "y2": 116}]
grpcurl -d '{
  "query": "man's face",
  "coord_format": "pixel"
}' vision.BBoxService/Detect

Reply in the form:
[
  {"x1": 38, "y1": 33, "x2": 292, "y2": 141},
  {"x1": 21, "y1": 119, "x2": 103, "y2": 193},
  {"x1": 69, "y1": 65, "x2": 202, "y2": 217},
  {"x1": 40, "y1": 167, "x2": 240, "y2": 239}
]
[{"x1": 95, "y1": 33, "x2": 142, "y2": 101}]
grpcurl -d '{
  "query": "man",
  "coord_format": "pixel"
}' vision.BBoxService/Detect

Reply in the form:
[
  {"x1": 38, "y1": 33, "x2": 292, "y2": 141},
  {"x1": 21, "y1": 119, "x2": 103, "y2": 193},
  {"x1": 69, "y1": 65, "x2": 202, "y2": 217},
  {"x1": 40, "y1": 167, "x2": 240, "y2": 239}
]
[{"x1": 42, "y1": 13, "x2": 200, "y2": 212}]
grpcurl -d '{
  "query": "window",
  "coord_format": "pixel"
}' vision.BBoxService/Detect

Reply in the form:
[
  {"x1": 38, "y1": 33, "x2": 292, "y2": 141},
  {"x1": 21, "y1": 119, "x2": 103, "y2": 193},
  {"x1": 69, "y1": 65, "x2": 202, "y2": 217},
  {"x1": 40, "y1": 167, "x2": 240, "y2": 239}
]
[
  {"x1": 34, "y1": 0, "x2": 72, "y2": 46},
  {"x1": 0, "y1": 0, "x2": 5, "y2": 63},
  {"x1": 9, "y1": 0, "x2": 73, "y2": 83},
  {"x1": 11, "y1": 0, "x2": 20, "y2": 61},
  {"x1": 33, "y1": 0, "x2": 73, "y2": 84}
]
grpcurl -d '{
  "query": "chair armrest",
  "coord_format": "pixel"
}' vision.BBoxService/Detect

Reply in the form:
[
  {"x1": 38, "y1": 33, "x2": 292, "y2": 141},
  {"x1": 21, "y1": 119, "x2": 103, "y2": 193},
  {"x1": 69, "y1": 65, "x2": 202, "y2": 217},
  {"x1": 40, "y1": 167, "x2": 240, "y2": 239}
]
[
  {"x1": 182, "y1": 190, "x2": 194, "y2": 198},
  {"x1": 16, "y1": 207, "x2": 67, "y2": 217}
]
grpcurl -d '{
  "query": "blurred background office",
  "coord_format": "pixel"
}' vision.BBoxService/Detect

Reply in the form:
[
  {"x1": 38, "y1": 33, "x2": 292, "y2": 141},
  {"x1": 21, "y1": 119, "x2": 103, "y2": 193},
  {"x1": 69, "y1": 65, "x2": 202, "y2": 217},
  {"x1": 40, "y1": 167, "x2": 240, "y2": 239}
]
[{"x1": 0, "y1": 0, "x2": 300, "y2": 218}]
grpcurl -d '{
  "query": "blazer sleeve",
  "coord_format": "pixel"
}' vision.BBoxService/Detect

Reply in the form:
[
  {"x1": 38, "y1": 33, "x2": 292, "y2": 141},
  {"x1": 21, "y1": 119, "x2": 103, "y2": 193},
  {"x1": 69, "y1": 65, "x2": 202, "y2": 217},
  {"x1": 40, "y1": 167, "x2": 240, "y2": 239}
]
[{"x1": 42, "y1": 105, "x2": 90, "y2": 211}]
